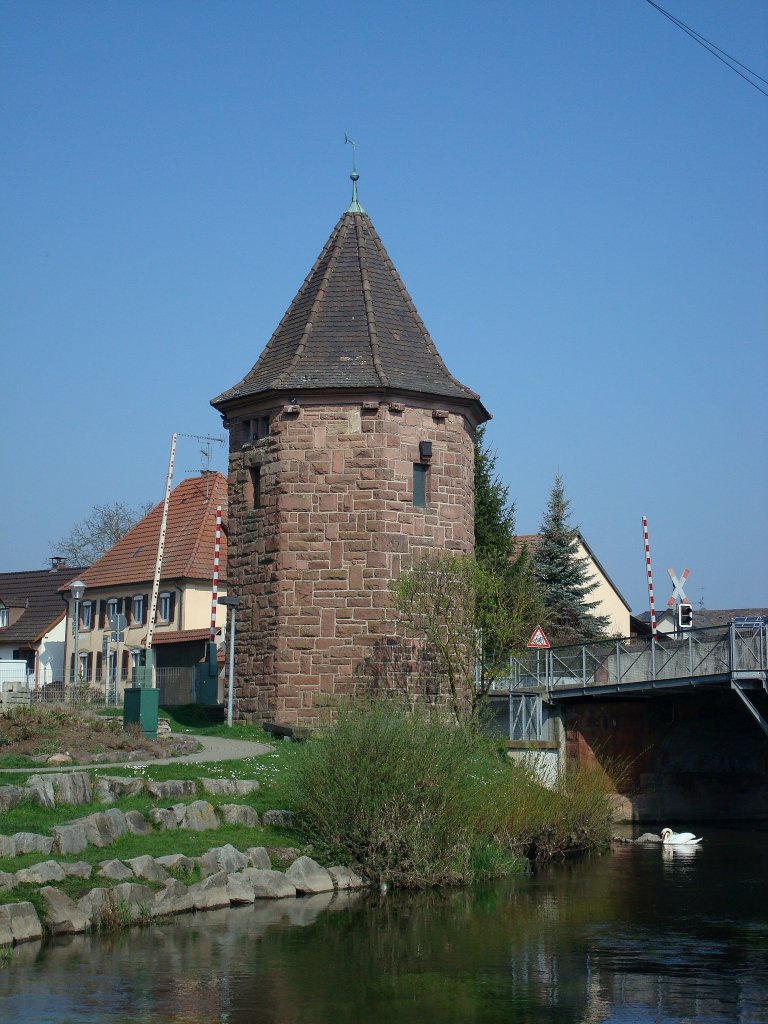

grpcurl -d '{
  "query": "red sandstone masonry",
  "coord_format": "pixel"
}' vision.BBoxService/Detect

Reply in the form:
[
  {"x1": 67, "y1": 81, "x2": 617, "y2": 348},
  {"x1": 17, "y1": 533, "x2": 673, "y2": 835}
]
[{"x1": 226, "y1": 400, "x2": 475, "y2": 726}]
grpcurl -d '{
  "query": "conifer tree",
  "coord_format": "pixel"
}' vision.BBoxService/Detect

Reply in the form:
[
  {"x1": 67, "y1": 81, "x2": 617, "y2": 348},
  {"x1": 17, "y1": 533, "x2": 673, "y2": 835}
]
[{"x1": 533, "y1": 475, "x2": 610, "y2": 645}]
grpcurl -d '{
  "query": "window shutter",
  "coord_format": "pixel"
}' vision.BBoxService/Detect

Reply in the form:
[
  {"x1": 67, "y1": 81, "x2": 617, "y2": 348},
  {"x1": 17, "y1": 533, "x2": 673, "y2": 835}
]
[
  {"x1": 143, "y1": 594, "x2": 149, "y2": 625},
  {"x1": 169, "y1": 592, "x2": 176, "y2": 626}
]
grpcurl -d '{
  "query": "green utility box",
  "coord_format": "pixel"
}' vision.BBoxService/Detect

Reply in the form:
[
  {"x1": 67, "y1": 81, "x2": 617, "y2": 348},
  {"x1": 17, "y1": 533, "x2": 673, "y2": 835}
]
[{"x1": 123, "y1": 687, "x2": 159, "y2": 740}]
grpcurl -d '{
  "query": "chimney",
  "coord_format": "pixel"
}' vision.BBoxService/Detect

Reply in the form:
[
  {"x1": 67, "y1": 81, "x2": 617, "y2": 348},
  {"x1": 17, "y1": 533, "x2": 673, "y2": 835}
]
[{"x1": 50, "y1": 556, "x2": 67, "y2": 571}]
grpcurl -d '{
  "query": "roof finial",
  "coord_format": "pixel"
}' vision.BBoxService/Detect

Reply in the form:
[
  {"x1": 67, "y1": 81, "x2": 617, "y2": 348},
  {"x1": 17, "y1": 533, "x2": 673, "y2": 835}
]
[{"x1": 344, "y1": 133, "x2": 364, "y2": 213}]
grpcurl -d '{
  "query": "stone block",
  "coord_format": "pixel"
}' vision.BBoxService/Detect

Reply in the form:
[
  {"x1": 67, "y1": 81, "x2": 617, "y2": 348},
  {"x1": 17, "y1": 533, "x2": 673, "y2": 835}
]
[
  {"x1": 125, "y1": 855, "x2": 170, "y2": 883},
  {"x1": 156, "y1": 854, "x2": 196, "y2": 873},
  {"x1": 0, "y1": 835, "x2": 14, "y2": 857},
  {"x1": 97, "y1": 860, "x2": 134, "y2": 881},
  {"x1": 219, "y1": 804, "x2": 259, "y2": 827},
  {"x1": 53, "y1": 772, "x2": 93, "y2": 806},
  {"x1": 0, "y1": 870, "x2": 16, "y2": 891},
  {"x1": 153, "y1": 879, "x2": 194, "y2": 917},
  {"x1": 15, "y1": 860, "x2": 66, "y2": 885},
  {"x1": 246, "y1": 846, "x2": 271, "y2": 870},
  {"x1": 52, "y1": 822, "x2": 89, "y2": 856},
  {"x1": 200, "y1": 778, "x2": 260, "y2": 797},
  {"x1": 198, "y1": 844, "x2": 248, "y2": 878},
  {"x1": 62, "y1": 861, "x2": 92, "y2": 879},
  {"x1": 243, "y1": 868, "x2": 297, "y2": 900},
  {"x1": 109, "y1": 883, "x2": 154, "y2": 921},
  {"x1": 189, "y1": 872, "x2": 230, "y2": 911},
  {"x1": 286, "y1": 856, "x2": 335, "y2": 894},
  {"x1": 41, "y1": 886, "x2": 90, "y2": 935},
  {"x1": 125, "y1": 810, "x2": 150, "y2": 835},
  {"x1": 12, "y1": 832, "x2": 54, "y2": 856},
  {"x1": 95, "y1": 775, "x2": 145, "y2": 802},
  {"x1": 0, "y1": 785, "x2": 24, "y2": 813},
  {"x1": 149, "y1": 808, "x2": 177, "y2": 831},
  {"x1": 328, "y1": 866, "x2": 365, "y2": 890},
  {"x1": 226, "y1": 871, "x2": 256, "y2": 904},
  {"x1": 25, "y1": 777, "x2": 56, "y2": 809},
  {"x1": 147, "y1": 780, "x2": 197, "y2": 799},
  {"x1": 180, "y1": 800, "x2": 219, "y2": 831},
  {"x1": 0, "y1": 901, "x2": 43, "y2": 944}
]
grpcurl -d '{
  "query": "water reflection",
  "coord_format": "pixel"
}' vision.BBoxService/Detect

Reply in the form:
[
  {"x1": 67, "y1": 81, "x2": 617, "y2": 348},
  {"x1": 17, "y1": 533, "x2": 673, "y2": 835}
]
[{"x1": 1, "y1": 826, "x2": 766, "y2": 1023}]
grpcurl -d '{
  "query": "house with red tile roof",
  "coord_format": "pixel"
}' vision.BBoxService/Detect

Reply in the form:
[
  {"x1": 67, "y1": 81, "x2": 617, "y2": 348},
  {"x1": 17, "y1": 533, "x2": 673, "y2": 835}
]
[
  {"x1": 0, "y1": 560, "x2": 85, "y2": 687},
  {"x1": 60, "y1": 472, "x2": 227, "y2": 700}
]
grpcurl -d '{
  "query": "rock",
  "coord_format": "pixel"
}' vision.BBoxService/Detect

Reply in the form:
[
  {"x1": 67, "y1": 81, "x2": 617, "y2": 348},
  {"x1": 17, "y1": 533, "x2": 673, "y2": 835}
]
[
  {"x1": 635, "y1": 832, "x2": 663, "y2": 844},
  {"x1": 0, "y1": 902, "x2": 43, "y2": 944},
  {"x1": 243, "y1": 868, "x2": 297, "y2": 900},
  {"x1": 46, "y1": 753, "x2": 73, "y2": 766},
  {"x1": 198, "y1": 844, "x2": 248, "y2": 878},
  {"x1": 0, "y1": 785, "x2": 24, "y2": 813},
  {"x1": 181, "y1": 800, "x2": 219, "y2": 832},
  {"x1": 125, "y1": 810, "x2": 150, "y2": 835},
  {"x1": 12, "y1": 832, "x2": 54, "y2": 856},
  {"x1": 219, "y1": 804, "x2": 259, "y2": 826},
  {"x1": 226, "y1": 871, "x2": 256, "y2": 904},
  {"x1": 147, "y1": 780, "x2": 197, "y2": 799},
  {"x1": 97, "y1": 860, "x2": 134, "y2": 881},
  {"x1": 149, "y1": 808, "x2": 178, "y2": 831},
  {"x1": 0, "y1": 870, "x2": 16, "y2": 891},
  {"x1": 78, "y1": 809, "x2": 127, "y2": 847},
  {"x1": 15, "y1": 860, "x2": 67, "y2": 885},
  {"x1": 328, "y1": 866, "x2": 365, "y2": 890},
  {"x1": 200, "y1": 778, "x2": 260, "y2": 797},
  {"x1": 264, "y1": 846, "x2": 300, "y2": 868},
  {"x1": 62, "y1": 861, "x2": 92, "y2": 879},
  {"x1": 156, "y1": 719, "x2": 172, "y2": 736},
  {"x1": 285, "y1": 856, "x2": 335, "y2": 895},
  {"x1": 261, "y1": 809, "x2": 295, "y2": 828},
  {"x1": 189, "y1": 871, "x2": 230, "y2": 911},
  {"x1": 246, "y1": 847, "x2": 271, "y2": 870},
  {"x1": 52, "y1": 822, "x2": 89, "y2": 856},
  {"x1": 94, "y1": 775, "x2": 145, "y2": 802},
  {"x1": 125, "y1": 856, "x2": 170, "y2": 883},
  {"x1": 152, "y1": 878, "x2": 194, "y2": 917},
  {"x1": 41, "y1": 886, "x2": 90, "y2": 934},
  {"x1": 127, "y1": 750, "x2": 156, "y2": 762},
  {"x1": 0, "y1": 835, "x2": 15, "y2": 857},
  {"x1": 78, "y1": 887, "x2": 110, "y2": 922},
  {"x1": 109, "y1": 883, "x2": 154, "y2": 921},
  {"x1": 52, "y1": 772, "x2": 93, "y2": 806},
  {"x1": 155, "y1": 854, "x2": 196, "y2": 873},
  {"x1": 25, "y1": 776, "x2": 56, "y2": 809}
]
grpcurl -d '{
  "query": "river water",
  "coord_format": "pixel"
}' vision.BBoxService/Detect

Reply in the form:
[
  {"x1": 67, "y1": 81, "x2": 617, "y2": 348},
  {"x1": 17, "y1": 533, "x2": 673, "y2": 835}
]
[{"x1": 2, "y1": 824, "x2": 766, "y2": 1023}]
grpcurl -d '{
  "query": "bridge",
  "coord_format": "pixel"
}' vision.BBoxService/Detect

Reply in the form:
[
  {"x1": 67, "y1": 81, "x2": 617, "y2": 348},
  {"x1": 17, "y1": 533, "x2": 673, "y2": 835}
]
[{"x1": 492, "y1": 620, "x2": 768, "y2": 742}]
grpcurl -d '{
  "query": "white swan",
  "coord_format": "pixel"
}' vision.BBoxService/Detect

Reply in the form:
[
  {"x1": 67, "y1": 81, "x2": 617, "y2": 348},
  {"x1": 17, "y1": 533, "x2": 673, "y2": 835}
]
[{"x1": 661, "y1": 827, "x2": 702, "y2": 845}]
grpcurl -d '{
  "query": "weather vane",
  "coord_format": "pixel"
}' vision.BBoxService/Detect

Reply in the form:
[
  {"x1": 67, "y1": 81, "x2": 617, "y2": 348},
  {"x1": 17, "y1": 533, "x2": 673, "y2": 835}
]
[{"x1": 344, "y1": 134, "x2": 364, "y2": 213}]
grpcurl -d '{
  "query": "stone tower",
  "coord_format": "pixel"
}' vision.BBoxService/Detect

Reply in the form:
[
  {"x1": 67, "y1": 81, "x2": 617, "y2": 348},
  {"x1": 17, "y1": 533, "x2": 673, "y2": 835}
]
[{"x1": 211, "y1": 180, "x2": 489, "y2": 725}]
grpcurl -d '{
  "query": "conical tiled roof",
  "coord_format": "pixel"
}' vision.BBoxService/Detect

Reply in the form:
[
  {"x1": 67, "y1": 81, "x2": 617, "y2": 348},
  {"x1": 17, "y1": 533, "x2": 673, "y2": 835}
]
[{"x1": 212, "y1": 211, "x2": 488, "y2": 417}]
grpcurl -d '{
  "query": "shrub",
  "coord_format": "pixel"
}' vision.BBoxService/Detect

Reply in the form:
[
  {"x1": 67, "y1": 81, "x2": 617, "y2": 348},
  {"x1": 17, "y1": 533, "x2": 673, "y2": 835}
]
[
  {"x1": 495, "y1": 756, "x2": 618, "y2": 860},
  {"x1": 283, "y1": 700, "x2": 508, "y2": 889}
]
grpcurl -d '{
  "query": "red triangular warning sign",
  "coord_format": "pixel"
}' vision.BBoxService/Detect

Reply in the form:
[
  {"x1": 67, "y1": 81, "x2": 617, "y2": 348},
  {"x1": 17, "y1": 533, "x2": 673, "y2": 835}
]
[{"x1": 527, "y1": 625, "x2": 550, "y2": 649}]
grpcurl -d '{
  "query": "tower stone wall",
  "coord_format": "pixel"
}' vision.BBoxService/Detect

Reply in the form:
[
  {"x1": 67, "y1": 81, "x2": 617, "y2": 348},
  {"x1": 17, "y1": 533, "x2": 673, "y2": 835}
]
[{"x1": 226, "y1": 396, "x2": 475, "y2": 725}]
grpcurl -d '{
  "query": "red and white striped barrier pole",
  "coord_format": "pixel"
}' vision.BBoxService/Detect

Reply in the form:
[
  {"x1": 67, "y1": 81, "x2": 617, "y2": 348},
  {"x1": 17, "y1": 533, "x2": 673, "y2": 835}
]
[
  {"x1": 210, "y1": 506, "x2": 222, "y2": 643},
  {"x1": 642, "y1": 516, "x2": 657, "y2": 636}
]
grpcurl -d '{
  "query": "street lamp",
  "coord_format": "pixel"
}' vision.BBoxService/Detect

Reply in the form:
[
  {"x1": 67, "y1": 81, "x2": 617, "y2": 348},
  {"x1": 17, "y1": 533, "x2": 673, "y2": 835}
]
[
  {"x1": 217, "y1": 596, "x2": 240, "y2": 728},
  {"x1": 70, "y1": 580, "x2": 86, "y2": 685}
]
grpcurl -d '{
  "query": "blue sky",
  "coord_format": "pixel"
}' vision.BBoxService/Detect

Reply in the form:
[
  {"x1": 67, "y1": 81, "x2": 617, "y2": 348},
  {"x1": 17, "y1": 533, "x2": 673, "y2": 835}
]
[{"x1": 2, "y1": 0, "x2": 766, "y2": 614}]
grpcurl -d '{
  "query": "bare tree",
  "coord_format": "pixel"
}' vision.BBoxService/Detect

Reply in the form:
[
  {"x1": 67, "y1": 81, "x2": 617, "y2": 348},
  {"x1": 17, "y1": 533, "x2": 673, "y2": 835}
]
[{"x1": 50, "y1": 501, "x2": 153, "y2": 566}]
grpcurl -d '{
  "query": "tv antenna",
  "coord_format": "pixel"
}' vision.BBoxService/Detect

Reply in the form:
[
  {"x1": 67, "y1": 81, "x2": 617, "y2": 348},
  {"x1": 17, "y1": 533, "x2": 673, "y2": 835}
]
[{"x1": 178, "y1": 432, "x2": 225, "y2": 496}]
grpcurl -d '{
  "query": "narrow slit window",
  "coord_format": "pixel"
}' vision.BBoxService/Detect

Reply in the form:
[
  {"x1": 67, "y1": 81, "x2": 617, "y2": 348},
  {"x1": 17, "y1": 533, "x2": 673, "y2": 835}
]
[
  {"x1": 245, "y1": 466, "x2": 262, "y2": 508},
  {"x1": 413, "y1": 463, "x2": 428, "y2": 507}
]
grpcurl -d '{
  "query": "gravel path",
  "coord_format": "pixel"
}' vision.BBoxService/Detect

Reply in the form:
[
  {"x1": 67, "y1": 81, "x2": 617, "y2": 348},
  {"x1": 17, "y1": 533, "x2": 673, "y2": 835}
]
[{"x1": 0, "y1": 734, "x2": 274, "y2": 773}]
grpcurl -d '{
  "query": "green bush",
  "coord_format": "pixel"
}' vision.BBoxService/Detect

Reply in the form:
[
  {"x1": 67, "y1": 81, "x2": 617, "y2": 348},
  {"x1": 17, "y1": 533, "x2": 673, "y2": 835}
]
[
  {"x1": 283, "y1": 701, "x2": 510, "y2": 889},
  {"x1": 495, "y1": 755, "x2": 618, "y2": 860}
]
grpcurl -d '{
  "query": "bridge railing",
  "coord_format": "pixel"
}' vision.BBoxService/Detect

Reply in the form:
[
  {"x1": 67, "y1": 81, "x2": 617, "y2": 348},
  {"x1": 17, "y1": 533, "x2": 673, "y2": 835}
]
[{"x1": 498, "y1": 623, "x2": 767, "y2": 694}]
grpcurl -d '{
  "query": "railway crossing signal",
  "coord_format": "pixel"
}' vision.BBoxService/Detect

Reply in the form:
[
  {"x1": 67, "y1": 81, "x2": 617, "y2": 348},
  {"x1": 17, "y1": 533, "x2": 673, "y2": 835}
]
[
  {"x1": 667, "y1": 567, "x2": 691, "y2": 608},
  {"x1": 678, "y1": 603, "x2": 694, "y2": 630}
]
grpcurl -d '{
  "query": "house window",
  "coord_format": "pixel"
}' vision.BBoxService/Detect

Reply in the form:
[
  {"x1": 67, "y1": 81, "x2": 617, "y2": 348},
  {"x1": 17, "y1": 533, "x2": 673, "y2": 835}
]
[
  {"x1": 131, "y1": 595, "x2": 144, "y2": 625},
  {"x1": 158, "y1": 592, "x2": 174, "y2": 624},
  {"x1": 80, "y1": 601, "x2": 93, "y2": 630},
  {"x1": 131, "y1": 650, "x2": 141, "y2": 682},
  {"x1": 0, "y1": 604, "x2": 7, "y2": 628},
  {"x1": 78, "y1": 652, "x2": 89, "y2": 682},
  {"x1": 246, "y1": 415, "x2": 270, "y2": 442},
  {"x1": 413, "y1": 464, "x2": 429, "y2": 508},
  {"x1": 245, "y1": 466, "x2": 262, "y2": 508},
  {"x1": 95, "y1": 652, "x2": 103, "y2": 682},
  {"x1": 107, "y1": 598, "x2": 119, "y2": 625}
]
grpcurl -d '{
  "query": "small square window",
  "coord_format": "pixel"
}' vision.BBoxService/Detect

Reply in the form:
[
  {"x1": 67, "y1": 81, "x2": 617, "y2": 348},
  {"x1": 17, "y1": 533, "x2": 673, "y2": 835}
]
[{"x1": 413, "y1": 464, "x2": 428, "y2": 507}]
